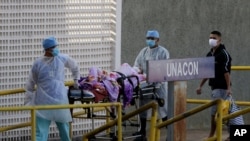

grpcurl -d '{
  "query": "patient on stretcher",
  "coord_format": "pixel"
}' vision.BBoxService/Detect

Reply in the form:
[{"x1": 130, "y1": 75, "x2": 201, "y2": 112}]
[{"x1": 76, "y1": 63, "x2": 146, "y2": 107}]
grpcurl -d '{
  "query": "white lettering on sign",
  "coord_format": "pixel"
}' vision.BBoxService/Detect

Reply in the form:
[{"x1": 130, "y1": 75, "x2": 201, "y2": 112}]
[
  {"x1": 234, "y1": 129, "x2": 247, "y2": 136},
  {"x1": 147, "y1": 57, "x2": 214, "y2": 82},
  {"x1": 166, "y1": 61, "x2": 199, "y2": 77}
]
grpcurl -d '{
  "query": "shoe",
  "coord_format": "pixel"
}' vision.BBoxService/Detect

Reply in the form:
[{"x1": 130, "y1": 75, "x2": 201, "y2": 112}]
[
  {"x1": 132, "y1": 131, "x2": 141, "y2": 136},
  {"x1": 132, "y1": 132, "x2": 147, "y2": 141}
]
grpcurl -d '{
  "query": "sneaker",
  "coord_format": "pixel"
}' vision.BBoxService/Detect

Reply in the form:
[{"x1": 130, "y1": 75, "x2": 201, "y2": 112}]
[{"x1": 132, "y1": 132, "x2": 147, "y2": 141}]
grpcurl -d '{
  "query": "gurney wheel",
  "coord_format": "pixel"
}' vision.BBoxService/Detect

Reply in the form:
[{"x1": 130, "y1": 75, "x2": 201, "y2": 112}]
[
  {"x1": 157, "y1": 98, "x2": 165, "y2": 107},
  {"x1": 130, "y1": 98, "x2": 135, "y2": 105}
]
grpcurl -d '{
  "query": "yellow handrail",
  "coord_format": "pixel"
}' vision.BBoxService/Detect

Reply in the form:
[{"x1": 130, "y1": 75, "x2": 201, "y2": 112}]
[
  {"x1": 187, "y1": 99, "x2": 250, "y2": 141},
  {"x1": 0, "y1": 122, "x2": 31, "y2": 132},
  {"x1": 1, "y1": 65, "x2": 250, "y2": 141},
  {"x1": 0, "y1": 103, "x2": 122, "y2": 141},
  {"x1": 82, "y1": 101, "x2": 158, "y2": 141},
  {"x1": 223, "y1": 107, "x2": 250, "y2": 122},
  {"x1": 231, "y1": 66, "x2": 250, "y2": 70},
  {"x1": 0, "y1": 81, "x2": 73, "y2": 96},
  {"x1": 155, "y1": 99, "x2": 223, "y2": 141},
  {"x1": 187, "y1": 99, "x2": 250, "y2": 106}
]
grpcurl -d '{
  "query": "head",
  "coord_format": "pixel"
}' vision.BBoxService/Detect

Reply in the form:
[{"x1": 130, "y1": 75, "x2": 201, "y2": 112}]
[
  {"x1": 42, "y1": 36, "x2": 60, "y2": 57},
  {"x1": 146, "y1": 30, "x2": 160, "y2": 48},
  {"x1": 209, "y1": 31, "x2": 222, "y2": 48}
]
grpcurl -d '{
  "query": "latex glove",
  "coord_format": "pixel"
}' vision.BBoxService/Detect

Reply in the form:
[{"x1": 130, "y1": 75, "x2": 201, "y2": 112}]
[
  {"x1": 24, "y1": 97, "x2": 31, "y2": 105},
  {"x1": 24, "y1": 91, "x2": 34, "y2": 105},
  {"x1": 73, "y1": 79, "x2": 79, "y2": 89}
]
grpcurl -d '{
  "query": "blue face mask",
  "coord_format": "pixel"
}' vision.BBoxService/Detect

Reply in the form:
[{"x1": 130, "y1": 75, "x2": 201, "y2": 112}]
[
  {"x1": 52, "y1": 47, "x2": 60, "y2": 56},
  {"x1": 146, "y1": 40, "x2": 156, "y2": 48}
]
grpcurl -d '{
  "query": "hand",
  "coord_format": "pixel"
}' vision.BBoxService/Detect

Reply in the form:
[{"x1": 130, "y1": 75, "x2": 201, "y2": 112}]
[
  {"x1": 73, "y1": 79, "x2": 79, "y2": 89},
  {"x1": 226, "y1": 89, "x2": 232, "y2": 96},
  {"x1": 24, "y1": 91, "x2": 34, "y2": 105},
  {"x1": 24, "y1": 97, "x2": 31, "y2": 105},
  {"x1": 196, "y1": 87, "x2": 202, "y2": 95}
]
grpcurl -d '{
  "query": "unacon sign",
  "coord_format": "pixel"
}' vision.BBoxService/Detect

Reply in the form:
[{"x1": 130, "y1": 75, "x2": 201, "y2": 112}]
[{"x1": 146, "y1": 57, "x2": 215, "y2": 82}]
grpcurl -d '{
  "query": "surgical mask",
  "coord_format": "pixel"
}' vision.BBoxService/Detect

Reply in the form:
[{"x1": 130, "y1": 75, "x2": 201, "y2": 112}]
[
  {"x1": 51, "y1": 48, "x2": 60, "y2": 56},
  {"x1": 146, "y1": 40, "x2": 156, "y2": 48},
  {"x1": 209, "y1": 39, "x2": 217, "y2": 47}
]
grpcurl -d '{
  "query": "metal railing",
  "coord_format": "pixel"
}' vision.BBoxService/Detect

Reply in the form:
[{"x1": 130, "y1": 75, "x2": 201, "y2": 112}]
[
  {"x1": 1, "y1": 66, "x2": 250, "y2": 141},
  {"x1": 0, "y1": 81, "x2": 74, "y2": 96},
  {"x1": 82, "y1": 101, "x2": 158, "y2": 141},
  {"x1": 156, "y1": 99, "x2": 224, "y2": 141},
  {"x1": 0, "y1": 103, "x2": 122, "y2": 141},
  {"x1": 153, "y1": 65, "x2": 250, "y2": 141},
  {"x1": 186, "y1": 99, "x2": 250, "y2": 141}
]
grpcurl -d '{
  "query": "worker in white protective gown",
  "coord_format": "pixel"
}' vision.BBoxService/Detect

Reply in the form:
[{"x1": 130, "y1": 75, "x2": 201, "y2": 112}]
[
  {"x1": 24, "y1": 36, "x2": 80, "y2": 141},
  {"x1": 133, "y1": 30, "x2": 169, "y2": 141}
]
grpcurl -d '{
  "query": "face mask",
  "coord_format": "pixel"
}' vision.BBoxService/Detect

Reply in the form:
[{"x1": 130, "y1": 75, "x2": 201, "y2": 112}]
[
  {"x1": 51, "y1": 48, "x2": 60, "y2": 56},
  {"x1": 146, "y1": 40, "x2": 156, "y2": 48},
  {"x1": 209, "y1": 39, "x2": 217, "y2": 47}
]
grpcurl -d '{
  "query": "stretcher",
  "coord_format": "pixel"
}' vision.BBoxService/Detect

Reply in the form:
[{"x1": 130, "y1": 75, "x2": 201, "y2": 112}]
[{"x1": 67, "y1": 71, "x2": 164, "y2": 141}]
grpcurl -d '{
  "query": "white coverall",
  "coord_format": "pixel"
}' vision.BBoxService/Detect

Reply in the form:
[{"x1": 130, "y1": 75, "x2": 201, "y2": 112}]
[
  {"x1": 25, "y1": 53, "x2": 80, "y2": 141},
  {"x1": 134, "y1": 46, "x2": 169, "y2": 119}
]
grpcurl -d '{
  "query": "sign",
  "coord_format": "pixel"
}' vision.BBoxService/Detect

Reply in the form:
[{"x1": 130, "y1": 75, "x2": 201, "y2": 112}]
[
  {"x1": 146, "y1": 57, "x2": 214, "y2": 82},
  {"x1": 230, "y1": 125, "x2": 250, "y2": 140}
]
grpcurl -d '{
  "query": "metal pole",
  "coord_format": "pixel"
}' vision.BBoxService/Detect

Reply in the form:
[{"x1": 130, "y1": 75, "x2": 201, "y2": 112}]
[
  {"x1": 154, "y1": 119, "x2": 161, "y2": 141},
  {"x1": 117, "y1": 104, "x2": 122, "y2": 141},
  {"x1": 167, "y1": 81, "x2": 174, "y2": 141},
  {"x1": 149, "y1": 102, "x2": 157, "y2": 141},
  {"x1": 216, "y1": 100, "x2": 223, "y2": 141},
  {"x1": 31, "y1": 109, "x2": 36, "y2": 141}
]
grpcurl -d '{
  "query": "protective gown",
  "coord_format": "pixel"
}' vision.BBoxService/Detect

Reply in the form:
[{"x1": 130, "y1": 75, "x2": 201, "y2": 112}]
[
  {"x1": 25, "y1": 54, "x2": 80, "y2": 122},
  {"x1": 134, "y1": 46, "x2": 170, "y2": 118}
]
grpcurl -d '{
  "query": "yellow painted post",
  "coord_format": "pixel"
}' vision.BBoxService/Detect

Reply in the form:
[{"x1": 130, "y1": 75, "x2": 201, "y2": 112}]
[
  {"x1": 117, "y1": 104, "x2": 122, "y2": 141},
  {"x1": 155, "y1": 119, "x2": 161, "y2": 141},
  {"x1": 106, "y1": 107, "x2": 110, "y2": 135},
  {"x1": 155, "y1": 127, "x2": 160, "y2": 141},
  {"x1": 149, "y1": 103, "x2": 157, "y2": 141},
  {"x1": 216, "y1": 99, "x2": 223, "y2": 141},
  {"x1": 31, "y1": 109, "x2": 36, "y2": 141},
  {"x1": 83, "y1": 136, "x2": 88, "y2": 141}
]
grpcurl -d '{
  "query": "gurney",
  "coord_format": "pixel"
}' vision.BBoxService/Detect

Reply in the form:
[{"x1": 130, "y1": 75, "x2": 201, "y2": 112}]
[{"x1": 67, "y1": 64, "x2": 165, "y2": 140}]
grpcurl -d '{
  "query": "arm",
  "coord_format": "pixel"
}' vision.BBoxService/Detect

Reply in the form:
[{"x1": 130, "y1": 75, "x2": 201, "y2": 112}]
[
  {"x1": 196, "y1": 78, "x2": 208, "y2": 95},
  {"x1": 64, "y1": 56, "x2": 80, "y2": 88},
  {"x1": 224, "y1": 72, "x2": 232, "y2": 95},
  {"x1": 221, "y1": 49, "x2": 232, "y2": 95},
  {"x1": 24, "y1": 63, "x2": 37, "y2": 105},
  {"x1": 64, "y1": 56, "x2": 80, "y2": 80},
  {"x1": 134, "y1": 49, "x2": 145, "y2": 74}
]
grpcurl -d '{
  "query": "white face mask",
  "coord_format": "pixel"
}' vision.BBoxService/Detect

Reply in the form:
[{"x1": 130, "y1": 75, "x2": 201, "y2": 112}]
[{"x1": 209, "y1": 39, "x2": 217, "y2": 47}]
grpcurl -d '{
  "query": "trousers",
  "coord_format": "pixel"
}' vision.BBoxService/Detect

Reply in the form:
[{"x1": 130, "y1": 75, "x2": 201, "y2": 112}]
[{"x1": 36, "y1": 116, "x2": 71, "y2": 141}]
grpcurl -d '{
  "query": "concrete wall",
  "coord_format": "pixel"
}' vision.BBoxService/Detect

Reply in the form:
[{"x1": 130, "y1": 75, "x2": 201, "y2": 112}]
[{"x1": 121, "y1": 0, "x2": 250, "y2": 129}]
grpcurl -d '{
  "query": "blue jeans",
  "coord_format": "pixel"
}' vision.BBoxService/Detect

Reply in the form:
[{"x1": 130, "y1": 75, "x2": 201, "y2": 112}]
[
  {"x1": 36, "y1": 116, "x2": 71, "y2": 141},
  {"x1": 211, "y1": 89, "x2": 228, "y2": 115}
]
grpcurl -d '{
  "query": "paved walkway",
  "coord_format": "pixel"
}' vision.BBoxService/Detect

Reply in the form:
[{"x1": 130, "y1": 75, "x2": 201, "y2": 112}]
[
  {"x1": 178, "y1": 129, "x2": 228, "y2": 141},
  {"x1": 149, "y1": 128, "x2": 229, "y2": 141},
  {"x1": 54, "y1": 117, "x2": 230, "y2": 141},
  {"x1": 70, "y1": 128, "x2": 229, "y2": 141}
]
